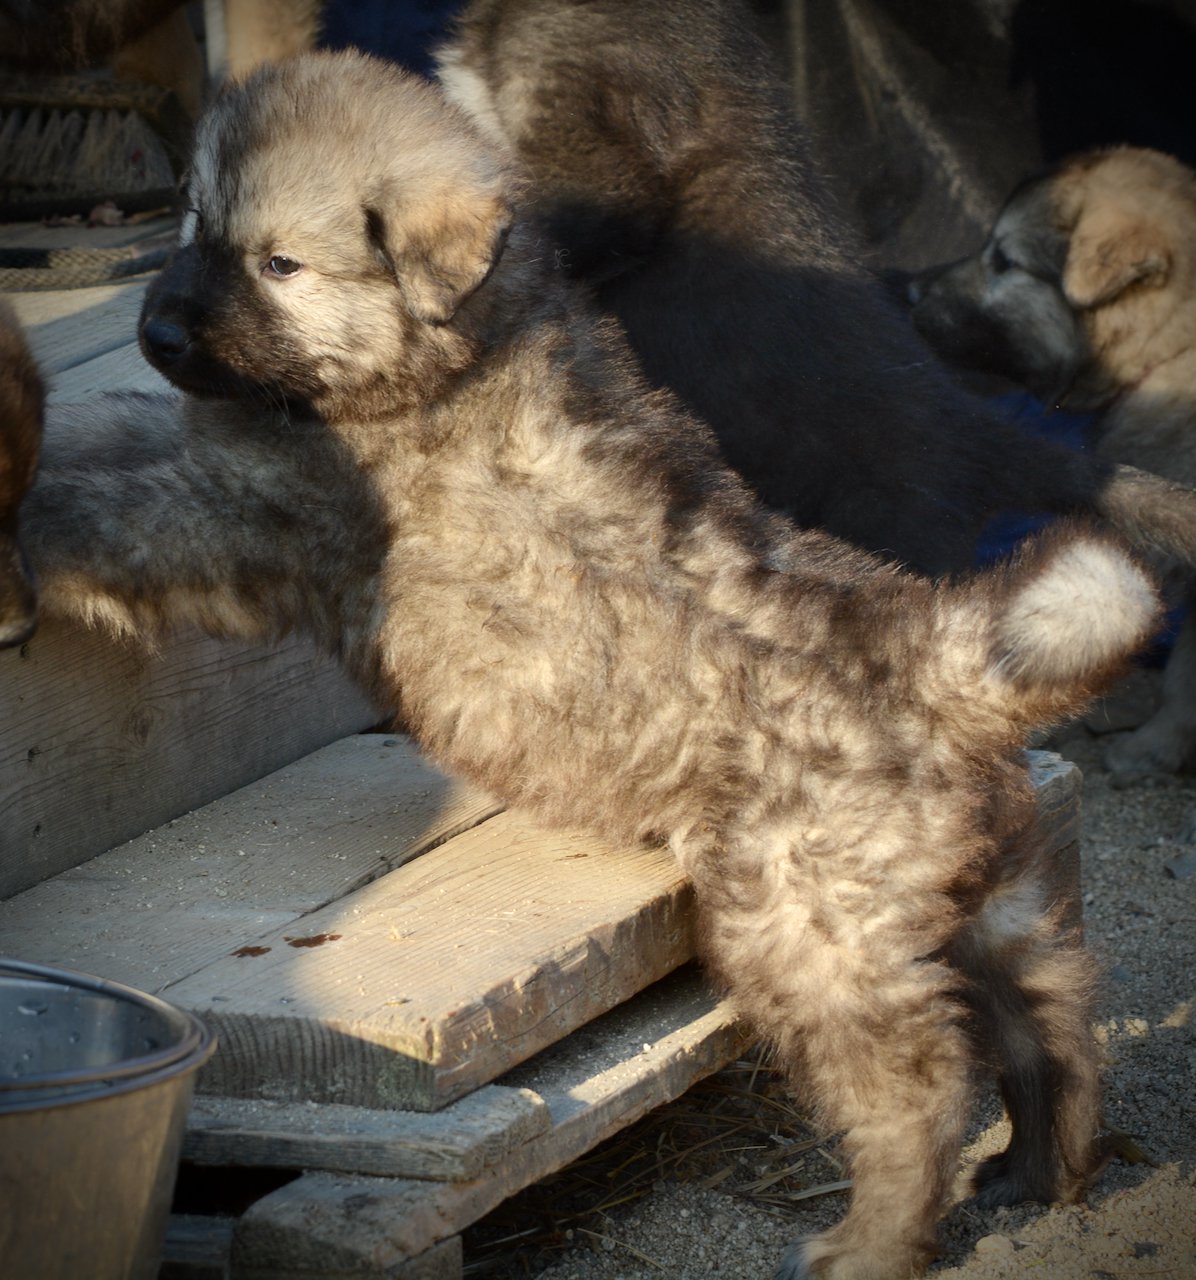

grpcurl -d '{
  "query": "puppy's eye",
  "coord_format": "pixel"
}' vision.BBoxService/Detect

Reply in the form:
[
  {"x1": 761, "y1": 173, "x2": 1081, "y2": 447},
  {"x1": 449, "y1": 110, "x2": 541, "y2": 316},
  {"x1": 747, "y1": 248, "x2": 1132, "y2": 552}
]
[
  {"x1": 266, "y1": 255, "x2": 303, "y2": 278},
  {"x1": 990, "y1": 245, "x2": 1013, "y2": 274}
]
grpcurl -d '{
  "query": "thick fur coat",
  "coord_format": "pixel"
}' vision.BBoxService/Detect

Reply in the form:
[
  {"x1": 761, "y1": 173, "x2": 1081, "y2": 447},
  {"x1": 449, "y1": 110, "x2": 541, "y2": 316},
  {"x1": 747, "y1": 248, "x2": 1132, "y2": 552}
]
[
  {"x1": 912, "y1": 146, "x2": 1196, "y2": 784},
  {"x1": 25, "y1": 55, "x2": 1162, "y2": 1280}
]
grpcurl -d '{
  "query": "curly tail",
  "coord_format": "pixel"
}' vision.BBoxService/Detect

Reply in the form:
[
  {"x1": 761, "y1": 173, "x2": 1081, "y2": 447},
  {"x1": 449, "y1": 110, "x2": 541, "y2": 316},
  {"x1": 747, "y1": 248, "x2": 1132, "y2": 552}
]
[{"x1": 984, "y1": 525, "x2": 1160, "y2": 725}]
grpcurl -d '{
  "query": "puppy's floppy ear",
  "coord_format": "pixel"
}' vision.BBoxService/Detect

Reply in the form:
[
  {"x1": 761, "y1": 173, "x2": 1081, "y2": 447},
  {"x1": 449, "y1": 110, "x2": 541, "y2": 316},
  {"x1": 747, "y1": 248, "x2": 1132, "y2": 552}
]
[
  {"x1": 366, "y1": 186, "x2": 512, "y2": 325},
  {"x1": 1062, "y1": 204, "x2": 1171, "y2": 309}
]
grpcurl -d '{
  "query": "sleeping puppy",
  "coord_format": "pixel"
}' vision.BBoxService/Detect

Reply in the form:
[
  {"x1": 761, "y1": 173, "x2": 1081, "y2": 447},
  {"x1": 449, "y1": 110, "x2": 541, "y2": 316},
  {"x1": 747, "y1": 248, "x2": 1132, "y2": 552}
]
[
  {"x1": 25, "y1": 53, "x2": 1160, "y2": 1279},
  {"x1": 0, "y1": 299, "x2": 42, "y2": 647},
  {"x1": 911, "y1": 147, "x2": 1196, "y2": 784}
]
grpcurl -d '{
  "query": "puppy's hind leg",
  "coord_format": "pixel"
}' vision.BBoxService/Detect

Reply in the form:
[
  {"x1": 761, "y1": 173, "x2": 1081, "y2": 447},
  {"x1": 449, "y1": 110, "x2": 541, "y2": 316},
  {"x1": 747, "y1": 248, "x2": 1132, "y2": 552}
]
[
  {"x1": 696, "y1": 869, "x2": 974, "y2": 1280},
  {"x1": 950, "y1": 864, "x2": 1102, "y2": 1208}
]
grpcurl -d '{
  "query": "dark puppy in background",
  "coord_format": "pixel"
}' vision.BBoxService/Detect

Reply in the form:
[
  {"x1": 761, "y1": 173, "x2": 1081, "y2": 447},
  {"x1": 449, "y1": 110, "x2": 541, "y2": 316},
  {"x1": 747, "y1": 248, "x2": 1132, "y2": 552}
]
[
  {"x1": 0, "y1": 299, "x2": 42, "y2": 646},
  {"x1": 911, "y1": 146, "x2": 1196, "y2": 784},
  {"x1": 436, "y1": 0, "x2": 1196, "y2": 580},
  {"x1": 25, "y1": 53, "x2": 1163, "y2": 1279}
]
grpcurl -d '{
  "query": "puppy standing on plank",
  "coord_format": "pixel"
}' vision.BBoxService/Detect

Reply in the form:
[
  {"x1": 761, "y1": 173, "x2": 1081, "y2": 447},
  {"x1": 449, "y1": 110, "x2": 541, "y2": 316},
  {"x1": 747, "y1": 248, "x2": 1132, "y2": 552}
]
[{"x1": 25, "y1": 54, "x2": 1161, "y2": 1279}]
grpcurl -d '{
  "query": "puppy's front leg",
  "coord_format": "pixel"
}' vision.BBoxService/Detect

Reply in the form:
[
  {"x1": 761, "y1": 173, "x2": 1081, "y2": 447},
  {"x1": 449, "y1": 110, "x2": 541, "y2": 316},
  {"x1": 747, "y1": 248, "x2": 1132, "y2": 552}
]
[{"x1": 23, "y1": 395, "x2": 384, "y2": 653}]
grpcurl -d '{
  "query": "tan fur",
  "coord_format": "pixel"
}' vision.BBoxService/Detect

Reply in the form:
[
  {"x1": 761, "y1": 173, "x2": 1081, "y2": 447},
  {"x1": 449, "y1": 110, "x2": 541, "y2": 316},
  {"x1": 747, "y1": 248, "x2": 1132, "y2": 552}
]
[
  {"x1": 912, "y1": 146, "x2": 1196, "y2": 783},
  {"x1": 219, "y1": 0, "x2": 321, "y2": 78},
  {"x1": 25, "y1": 56, "x2": 1164, "y2": 1279}
]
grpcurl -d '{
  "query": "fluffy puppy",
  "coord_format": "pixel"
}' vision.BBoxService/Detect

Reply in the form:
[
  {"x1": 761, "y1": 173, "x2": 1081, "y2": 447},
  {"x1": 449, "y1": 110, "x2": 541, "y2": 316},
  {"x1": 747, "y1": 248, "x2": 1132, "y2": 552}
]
[
  {"x1": 911, "y1": 146, "x2": 1196, "y2": 784},
  {"x1": 0, "y1": 299, "x2": 42, "y2": 646},
  {"x1": 25, "y1": 54, "x2": 1161, "y2": 1279}
]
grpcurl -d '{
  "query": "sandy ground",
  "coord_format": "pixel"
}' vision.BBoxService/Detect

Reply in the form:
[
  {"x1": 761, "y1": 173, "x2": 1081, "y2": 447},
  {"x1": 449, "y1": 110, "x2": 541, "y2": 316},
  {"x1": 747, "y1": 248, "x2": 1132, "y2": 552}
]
[{"x1": 466, "y1": 672, "x2": 1196, "y2": 1278}]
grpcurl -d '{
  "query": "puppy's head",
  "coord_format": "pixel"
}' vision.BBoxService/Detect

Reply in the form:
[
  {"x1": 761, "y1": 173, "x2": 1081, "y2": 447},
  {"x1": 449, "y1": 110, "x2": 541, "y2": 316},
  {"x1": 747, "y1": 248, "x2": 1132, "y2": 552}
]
[
  {"x1": 0, "y1": 299, "x2": 42, "y2": 647},
  {"x1": 140, "y1": 51, "x2": 515, "y2": 420},
  {"x1": 909, "y1": 174, "x2": 1085, "y2": 404},
  {"x1": 912, "y1": 147, "x2": 1196, "y2": 407}
]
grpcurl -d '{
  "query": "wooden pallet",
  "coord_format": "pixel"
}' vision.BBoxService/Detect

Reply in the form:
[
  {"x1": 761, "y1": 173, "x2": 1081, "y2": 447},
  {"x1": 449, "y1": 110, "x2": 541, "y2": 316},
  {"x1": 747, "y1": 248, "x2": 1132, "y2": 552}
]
[{"x1": 0, "y1": 738, "x2": 1080, "y2": 1278}]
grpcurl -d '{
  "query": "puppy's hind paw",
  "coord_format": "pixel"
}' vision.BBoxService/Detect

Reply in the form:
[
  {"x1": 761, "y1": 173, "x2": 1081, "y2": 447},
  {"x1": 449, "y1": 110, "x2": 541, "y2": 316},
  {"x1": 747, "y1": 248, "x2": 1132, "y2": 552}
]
[
  {"x1": 775, "y1": 1239, "x2": 817, "y2": 1279},
  {"x1": 970, "y1": 1152, "x2": 1056, "y2": 1209}
]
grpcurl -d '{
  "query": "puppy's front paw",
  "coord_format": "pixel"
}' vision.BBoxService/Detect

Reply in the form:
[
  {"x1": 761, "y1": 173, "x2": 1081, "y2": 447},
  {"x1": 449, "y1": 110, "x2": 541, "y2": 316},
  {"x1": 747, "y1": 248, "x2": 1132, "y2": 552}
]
[{"x1": 1104, "y1": 725, "x2": 1191, "y2": 787}]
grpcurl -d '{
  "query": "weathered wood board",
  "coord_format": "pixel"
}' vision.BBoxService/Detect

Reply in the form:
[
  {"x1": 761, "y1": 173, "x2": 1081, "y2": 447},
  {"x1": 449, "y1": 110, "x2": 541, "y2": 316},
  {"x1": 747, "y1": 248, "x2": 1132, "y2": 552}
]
[
  {"x1": 224, "y1": 968, "x2": 748, "y2": 1279},
  {"x1": 0, "y1": 735, "x2": 500, "y2": 985},
  {"x1": 169, "y1": 807, "x2": 695, "y2": 1111},
  {"x1": 43, "y1": 337, "x2": 173, "y2": 398},
  {"x1": 5, "y1": 274, "x2": 172, "y2": 397},
  {"x1": 185, "y1": 1085, "x2": 552, "y2": 1182},
  {"x1": 0, "y1": 622, "x2": 380, "y2": 898},
  {"x1": 0, "y1": 730, "x2": 697, "y2": 1111}
]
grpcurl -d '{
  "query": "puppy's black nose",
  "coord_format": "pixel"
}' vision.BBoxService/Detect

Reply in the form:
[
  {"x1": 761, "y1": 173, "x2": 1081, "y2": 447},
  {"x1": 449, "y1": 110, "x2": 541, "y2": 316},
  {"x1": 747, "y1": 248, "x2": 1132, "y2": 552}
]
[{"x1": 141, "y1": 318, "x2": 191, "y2": 364}]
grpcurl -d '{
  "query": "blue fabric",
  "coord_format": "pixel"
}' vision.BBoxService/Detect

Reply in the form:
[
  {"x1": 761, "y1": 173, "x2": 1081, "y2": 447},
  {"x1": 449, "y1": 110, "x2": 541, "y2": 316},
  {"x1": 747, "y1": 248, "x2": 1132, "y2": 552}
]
[
  {"x1": 974, "y1": 391, "x2": 1096, "y2": 566},
  {"x1": 319, "y1": 0, "x2": 467, "y2": 77}
]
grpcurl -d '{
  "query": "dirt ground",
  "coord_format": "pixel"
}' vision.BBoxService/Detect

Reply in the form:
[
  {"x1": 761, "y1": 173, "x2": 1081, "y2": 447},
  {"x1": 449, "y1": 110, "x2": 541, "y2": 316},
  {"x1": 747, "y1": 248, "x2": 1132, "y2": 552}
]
[{"x1": 464, "y1": 670, "x2": 1196, "y2": 1279}]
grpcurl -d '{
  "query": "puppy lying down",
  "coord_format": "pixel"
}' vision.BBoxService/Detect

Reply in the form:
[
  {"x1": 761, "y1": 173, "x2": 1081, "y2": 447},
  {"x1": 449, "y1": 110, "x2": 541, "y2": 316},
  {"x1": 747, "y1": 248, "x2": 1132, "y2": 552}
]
[{"x1": 25, "y1": 54, "x2": 1161, "y2": 1280}]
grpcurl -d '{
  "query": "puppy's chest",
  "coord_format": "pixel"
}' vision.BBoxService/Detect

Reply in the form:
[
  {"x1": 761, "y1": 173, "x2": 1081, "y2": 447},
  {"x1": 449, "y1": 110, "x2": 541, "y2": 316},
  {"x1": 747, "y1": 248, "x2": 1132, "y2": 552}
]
[{"x1": 382, "y1": 448, "x2": 677, "y2": 666}]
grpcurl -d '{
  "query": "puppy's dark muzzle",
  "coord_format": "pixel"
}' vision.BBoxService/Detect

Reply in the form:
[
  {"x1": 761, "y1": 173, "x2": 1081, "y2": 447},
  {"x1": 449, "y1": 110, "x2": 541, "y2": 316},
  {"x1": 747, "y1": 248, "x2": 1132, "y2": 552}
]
[{"x1": 140, "y1": 317, "x2": 191, "y2": 367}]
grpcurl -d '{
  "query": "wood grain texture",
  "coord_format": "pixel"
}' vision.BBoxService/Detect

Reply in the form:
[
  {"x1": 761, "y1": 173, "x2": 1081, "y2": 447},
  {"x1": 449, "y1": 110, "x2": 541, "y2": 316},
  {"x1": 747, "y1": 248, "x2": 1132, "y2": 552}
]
[
  {"x1": 0, "y1": 735, "x2": 501, "y2": 985},
  {"x1": 185, "y1": 1085, "x2": 550, "y2": 1181},
  {"x1": 43, "y1": 339, "x2": 172, "y2": 399},
  {"x1": 233, "y1": 1232, "x2": 463, "y2": 1280},
  {"x1": 0, "y1": 621, "x2": 381, "y2": 898},
  {"x1": 228, "y1": 969, "x2": 746, "y2": 1272},
  {"x1": 169, "y1": 811, "x2": 696, "y2": 1111}
]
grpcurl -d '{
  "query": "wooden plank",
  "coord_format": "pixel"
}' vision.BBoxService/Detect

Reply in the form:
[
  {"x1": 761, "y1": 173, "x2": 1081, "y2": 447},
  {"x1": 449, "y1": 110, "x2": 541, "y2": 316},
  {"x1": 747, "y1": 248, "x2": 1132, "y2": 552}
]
[
  {"x1": 185, "y1": 1086, "x2": 551, "y2": 1182},
  {"x1": 1026, "y1": 751, "x2": 1082, "y2": 929},
  {"x1": 234, "y1": 1233, "x2": 464, "y2": 1280},
  {"x1": 168, "y1": 811, "x2": 696, "y2": 1111},
  {"x1": 227, "y1": 969, "x2": 746, "y2": 1276},
  {"x1": 0, "y1": 621, "x2": 382, "y2": 898},
  {"x1": 4, "y1": 279, "x2": 149, "y2": 373},
  {"x1": 0, "y1": 735, "x2": 502, "y2": 986},
  {"x1": 161, "y1": 1213, "x2": 465, "y2": 1280},
  {"x1": 1028, "y1": 750, "x2": 1081, "y2": 851}
]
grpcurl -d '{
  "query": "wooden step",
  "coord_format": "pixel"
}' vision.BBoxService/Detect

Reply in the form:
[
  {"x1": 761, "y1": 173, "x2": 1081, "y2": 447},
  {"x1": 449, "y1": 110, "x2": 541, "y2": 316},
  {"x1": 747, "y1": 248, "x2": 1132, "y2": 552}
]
[
  {"x1": 1, "y1": 276, "x2": 378, "y2": 897},
  {"x1": 0, "y1": 746, "x2": 1078, "y2": 1115},
  {"x1": 0, "y1": 621, "x2": 378, "y2": 898},
  {"x1": 0, "y1": 735, "x2": 499, "y2": 989}
]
